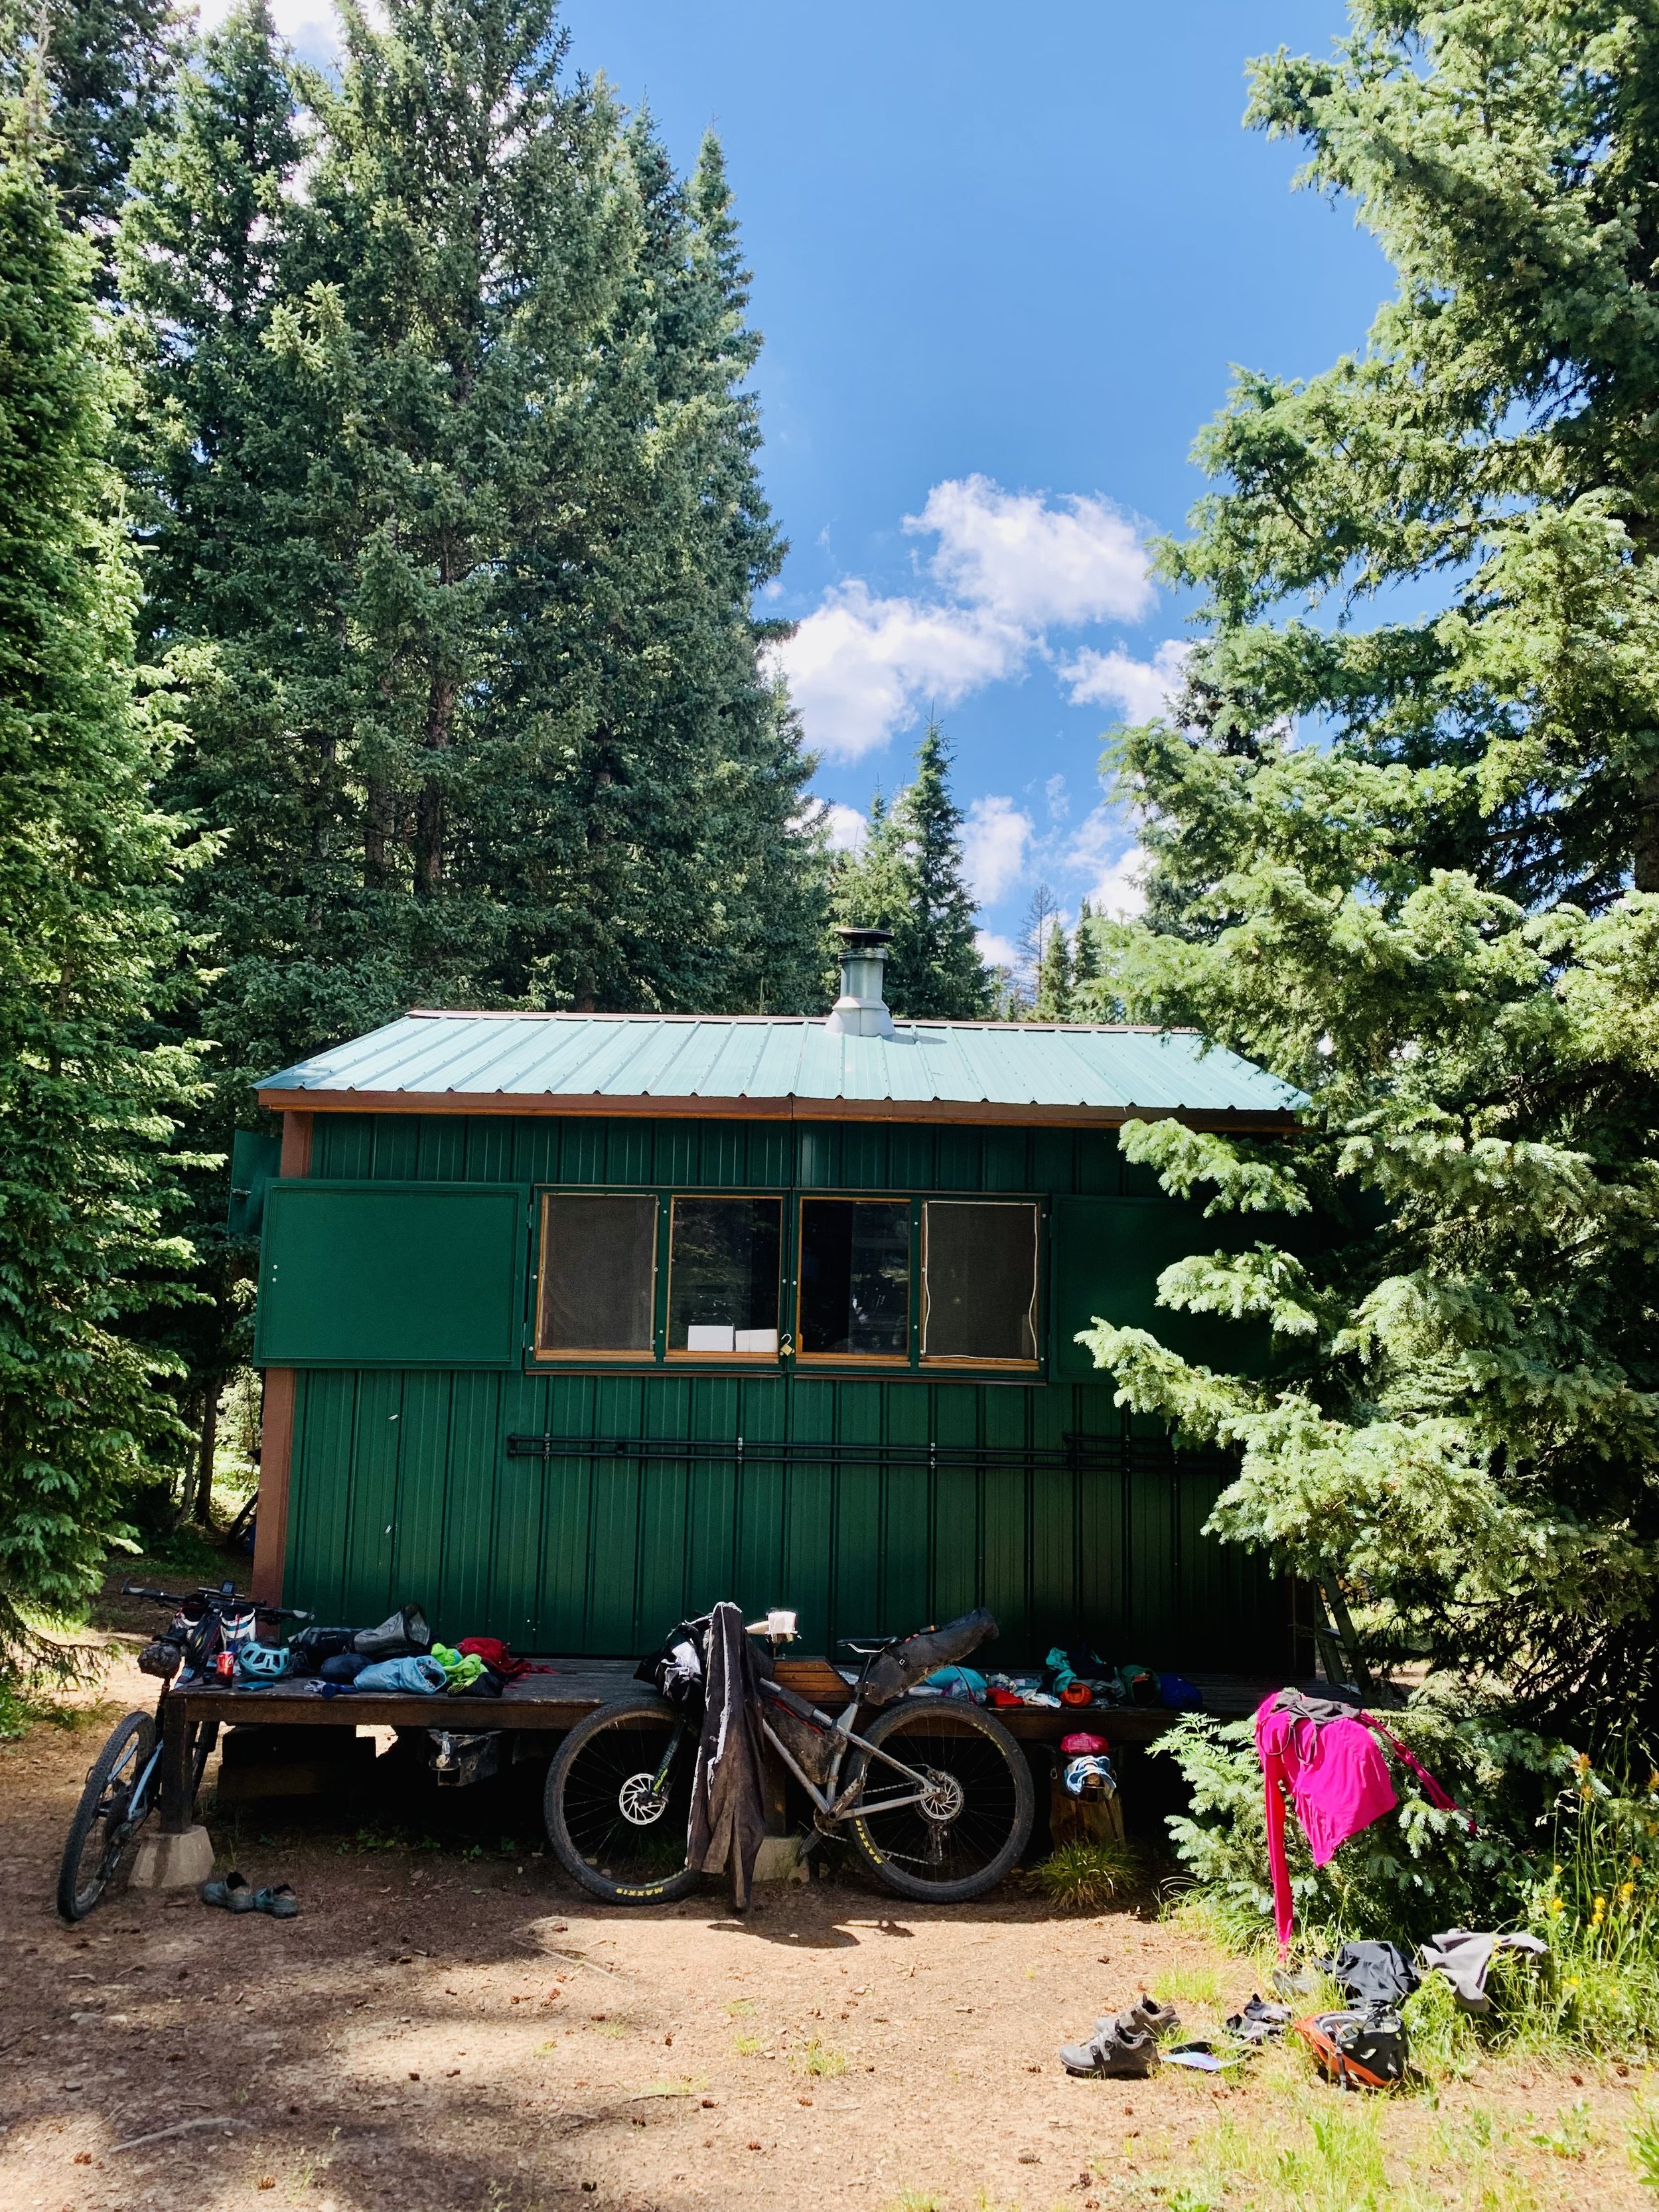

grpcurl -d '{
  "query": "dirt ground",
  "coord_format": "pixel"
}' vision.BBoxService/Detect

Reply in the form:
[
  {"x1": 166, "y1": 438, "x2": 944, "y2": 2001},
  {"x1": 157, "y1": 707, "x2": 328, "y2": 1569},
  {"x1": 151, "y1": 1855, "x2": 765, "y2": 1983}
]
[{"x1": 3, "y1": 1632, "x2": 1655, "y2": 2212}]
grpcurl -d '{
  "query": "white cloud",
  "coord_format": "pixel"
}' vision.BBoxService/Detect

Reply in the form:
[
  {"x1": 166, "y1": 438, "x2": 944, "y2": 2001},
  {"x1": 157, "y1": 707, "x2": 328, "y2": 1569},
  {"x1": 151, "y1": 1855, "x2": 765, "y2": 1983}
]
[
  {"x1": 199, "y1": 0, "x2": 343, "y2": 60},
  {"x1": 962, "y1": 794, "x2": 1033, "y2": 905},
  {"x1": 910, "y1": 476, "x2": 1153, "y2": 628},
  {"x1": 822, "y1": 801, "x2": 867, "y2": 854},
  {"x1": 1089, "y1": 845, "x2": 1149, "y2": 920},
  {"x1": 1062, "y1": 637, "x2": 1189, "y2": 723},
  {"x1": 772, "y1": 581, "x2": 1023, "y2": 762},
  {"x1": 777, "y1": 476, "x2": 1159, "y2": 761},
  {"x1": 975, "y1": 930, "x2": 1021, "y2": 974}
]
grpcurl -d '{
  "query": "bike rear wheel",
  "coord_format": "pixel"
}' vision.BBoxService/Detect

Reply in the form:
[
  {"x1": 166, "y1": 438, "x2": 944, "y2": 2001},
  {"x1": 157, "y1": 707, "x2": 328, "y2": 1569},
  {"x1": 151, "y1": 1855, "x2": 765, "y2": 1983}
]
[
  {"x1": 846, "y1": 1700, "x2": 1033, "y2": 1902},
  {"x1": 57, "y1": 1710, "x2": 157, "y2": 1923},
  {"x1": 544, "y1": 1695, "x2": 699, "y2": 1905}
]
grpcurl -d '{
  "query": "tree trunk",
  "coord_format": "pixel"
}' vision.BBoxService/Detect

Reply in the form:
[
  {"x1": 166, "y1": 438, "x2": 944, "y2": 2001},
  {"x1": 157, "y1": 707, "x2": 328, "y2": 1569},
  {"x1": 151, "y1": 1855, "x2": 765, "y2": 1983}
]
[
  {"x1": 1636, "y1": 767, "x2": 1659, "y2": 892},
  {"x1": 413, "y1": 674, "x2": 457, "y2": 898},
  {"x1": 193, "y1": 1385, "x2": 218, "y2": 1526},
  {"x1": 364, "y1": 778, "x2": 394, "y2": 887}
]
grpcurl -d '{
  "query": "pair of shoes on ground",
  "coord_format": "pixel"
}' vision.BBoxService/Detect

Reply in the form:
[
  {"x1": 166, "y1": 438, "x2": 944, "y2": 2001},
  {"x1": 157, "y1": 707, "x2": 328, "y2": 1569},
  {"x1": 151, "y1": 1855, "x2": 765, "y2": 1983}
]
[
  {"x1": 199, "y1": 1871, "x2": 299, "y2": 1918},
  {"x1": 1060, "y1": 1996, "x2": 1181, "y2": 2077}
]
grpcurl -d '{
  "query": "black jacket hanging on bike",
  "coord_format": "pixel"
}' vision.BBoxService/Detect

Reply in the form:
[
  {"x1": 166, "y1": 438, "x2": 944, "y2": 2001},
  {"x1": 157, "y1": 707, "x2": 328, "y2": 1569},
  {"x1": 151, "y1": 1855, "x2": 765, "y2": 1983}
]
[{"x1": 685, "y1": 1602, "x2": 769, "y2": 1911}]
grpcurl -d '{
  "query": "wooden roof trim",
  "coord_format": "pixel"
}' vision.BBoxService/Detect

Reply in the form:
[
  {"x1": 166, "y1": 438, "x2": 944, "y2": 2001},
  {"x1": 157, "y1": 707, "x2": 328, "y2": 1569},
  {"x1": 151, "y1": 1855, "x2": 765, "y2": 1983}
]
[{"x1": 255, "y1": 1086, "x2": 1301, "y2": 1133}]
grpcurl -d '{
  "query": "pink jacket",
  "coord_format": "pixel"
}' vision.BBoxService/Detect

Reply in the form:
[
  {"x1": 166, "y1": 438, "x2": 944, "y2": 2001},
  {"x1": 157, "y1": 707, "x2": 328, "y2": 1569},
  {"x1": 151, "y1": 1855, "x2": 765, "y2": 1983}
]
[{"x1": 1255, "y1": 1692, "x2": 1466, "y2": 1951}]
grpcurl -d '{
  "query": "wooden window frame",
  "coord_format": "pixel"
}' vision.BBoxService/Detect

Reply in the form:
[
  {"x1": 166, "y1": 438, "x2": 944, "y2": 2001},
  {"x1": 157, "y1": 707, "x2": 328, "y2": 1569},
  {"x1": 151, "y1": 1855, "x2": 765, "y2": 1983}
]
[
  {"x1": 526, "y1": 1183, "x2": 1046, "y2": 1380},
  {"x1": 918, "y1": 1197, "x2": 1043, "y2": 1372},
  {"x1": 664, "y1": 1191, "x2": 787, "y2": 1364},
  {"x1": 532, "y1": 1189, "x2": 661, "y2": 1363},
  {"x1": 792, "y1": 1193, "x2": 914, "y2": 1368}
]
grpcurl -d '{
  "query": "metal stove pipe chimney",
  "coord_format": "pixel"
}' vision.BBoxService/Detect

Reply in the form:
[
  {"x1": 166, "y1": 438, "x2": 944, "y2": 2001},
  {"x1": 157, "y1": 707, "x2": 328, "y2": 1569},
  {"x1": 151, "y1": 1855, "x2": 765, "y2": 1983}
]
[{"x1": 826, "y1": 926, "x2": 895, "y2": 1039}]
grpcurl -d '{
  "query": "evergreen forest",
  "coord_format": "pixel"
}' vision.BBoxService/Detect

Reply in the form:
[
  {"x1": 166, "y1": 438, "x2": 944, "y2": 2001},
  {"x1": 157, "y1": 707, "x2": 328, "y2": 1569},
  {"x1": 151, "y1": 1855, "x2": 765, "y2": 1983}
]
[{"x1": 4, "y1": 0, "x2": 1659, "y2": 1905}]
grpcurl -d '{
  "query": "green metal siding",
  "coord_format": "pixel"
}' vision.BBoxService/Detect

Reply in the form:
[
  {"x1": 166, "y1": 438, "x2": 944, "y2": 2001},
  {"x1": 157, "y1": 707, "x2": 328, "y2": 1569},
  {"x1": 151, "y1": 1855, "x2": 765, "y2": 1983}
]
[
  {"x1": 255, "y1": 1183, "x2": 523, "y2": 1367},
  {"x1": 280, "y1": 1114, "x2": 1285, "y2": 1666}
]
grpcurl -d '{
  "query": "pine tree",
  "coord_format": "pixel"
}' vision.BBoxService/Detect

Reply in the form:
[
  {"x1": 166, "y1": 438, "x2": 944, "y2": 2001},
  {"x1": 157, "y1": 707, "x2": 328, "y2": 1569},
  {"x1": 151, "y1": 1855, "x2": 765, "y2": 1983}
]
[
  {"x1": 2, "y1": 0, "x2": 182, "y2": 280},
  {"x1": 1070, "y1": 897, "x2": 1100, "y2": 995},
  {"x1": 1083, "y1": 0, "x2": 1659, "y2": 1730},
  {"x1": 0, "y1": 90, "x2": 198, "y2": 1652},
  {"x1": 1033, "y1": 907, "x2": 1072, "y2": 1020},
  {"x1": 830, "y1": 722, "x2": 993, "y2": 1019},
  {"x1": 119, "y1": 0, "x2": 826, "y2": 1450}
]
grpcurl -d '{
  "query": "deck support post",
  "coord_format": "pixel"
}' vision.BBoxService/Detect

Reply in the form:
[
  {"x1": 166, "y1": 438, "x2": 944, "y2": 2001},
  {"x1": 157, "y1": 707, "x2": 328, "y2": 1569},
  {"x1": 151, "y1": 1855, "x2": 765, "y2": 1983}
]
[{"x1": 158, "y1": 1698, "x2": 192, "y2": 1834}]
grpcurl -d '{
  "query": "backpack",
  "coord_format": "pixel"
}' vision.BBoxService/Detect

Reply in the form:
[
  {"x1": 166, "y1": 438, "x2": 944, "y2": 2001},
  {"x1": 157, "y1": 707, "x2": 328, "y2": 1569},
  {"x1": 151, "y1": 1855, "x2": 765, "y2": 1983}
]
[{"x1": 1295, "y1": 2006, "x2": 1409, "y2": 2090}]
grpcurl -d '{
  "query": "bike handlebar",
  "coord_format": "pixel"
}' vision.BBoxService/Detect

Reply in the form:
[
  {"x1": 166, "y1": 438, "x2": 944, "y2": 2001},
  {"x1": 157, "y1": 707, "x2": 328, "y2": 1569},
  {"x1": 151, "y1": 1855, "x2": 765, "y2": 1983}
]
[{"x1": 119, "y1": 1581, "x2": 312, "y2": 1621}]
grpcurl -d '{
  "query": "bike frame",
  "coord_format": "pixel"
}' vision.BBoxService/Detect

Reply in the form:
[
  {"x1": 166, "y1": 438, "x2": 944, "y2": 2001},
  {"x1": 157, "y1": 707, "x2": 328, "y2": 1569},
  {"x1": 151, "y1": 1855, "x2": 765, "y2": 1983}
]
[{"x1": 640, "y1": 1685, "x2": 946, "y2": 1829}]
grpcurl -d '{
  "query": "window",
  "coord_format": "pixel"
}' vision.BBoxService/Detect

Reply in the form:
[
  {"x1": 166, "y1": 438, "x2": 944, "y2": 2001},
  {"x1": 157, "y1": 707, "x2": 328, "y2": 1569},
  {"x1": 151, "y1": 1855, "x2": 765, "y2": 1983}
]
[
  {"x1": 798, "y1": 1199, "x2": 910, "y2": 1359},
  {"x1": 921, "y1": 1201, "x2": 1039, "y2": 1363},
  {"x1": 668, "y1": 1197, "x2": 782, "y2": 1355},
  {"x1": 536, "y1": 1193, "x2": 658, "y2": 1356}
]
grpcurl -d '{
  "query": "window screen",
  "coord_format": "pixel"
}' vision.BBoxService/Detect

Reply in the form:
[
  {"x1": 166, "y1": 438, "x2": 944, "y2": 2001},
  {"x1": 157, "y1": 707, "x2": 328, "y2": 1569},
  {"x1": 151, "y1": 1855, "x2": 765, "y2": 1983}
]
[
  {"x1": 537, "y1": 1193, "x2": 658, "y2": 1355},
  {"x1": 922, "y1": 1201, "x2": 1039, "y2": 1362},
  {"x1": 668, "y1": 1197, "x2": 782, "y2": 1354},
  {"x1": 798, "y1": 1199, "x2": 910, "y2": 1357}
]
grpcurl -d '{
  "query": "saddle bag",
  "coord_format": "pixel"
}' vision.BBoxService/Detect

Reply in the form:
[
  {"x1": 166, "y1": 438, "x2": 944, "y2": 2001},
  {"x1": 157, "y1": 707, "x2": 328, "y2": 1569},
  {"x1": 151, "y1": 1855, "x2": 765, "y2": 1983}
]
[{"x1": 858, "y1": 1609, "x2": 998, "y2": 1708}]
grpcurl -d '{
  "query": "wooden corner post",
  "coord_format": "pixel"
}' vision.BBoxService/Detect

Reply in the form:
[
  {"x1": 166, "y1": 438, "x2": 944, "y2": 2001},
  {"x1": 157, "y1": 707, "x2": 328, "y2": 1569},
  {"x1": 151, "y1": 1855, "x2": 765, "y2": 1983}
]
[{"x1": 250, "y1": 1110, "x2": 311, "y2": 1606}]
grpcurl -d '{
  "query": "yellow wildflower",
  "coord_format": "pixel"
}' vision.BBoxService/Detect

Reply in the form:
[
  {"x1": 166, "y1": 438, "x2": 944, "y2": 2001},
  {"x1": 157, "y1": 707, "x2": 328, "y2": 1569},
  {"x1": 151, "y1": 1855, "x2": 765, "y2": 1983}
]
[
  {"x1": 1621, "y1": 1882, "x2": 1635, "y2": 1901},
  {"x1": 1547, "y1": 1897, "x2": 1565, "y2": 1916},
  {"x1": 1576, "y1": 1751, "x2": 1593, "y2": 1774}
]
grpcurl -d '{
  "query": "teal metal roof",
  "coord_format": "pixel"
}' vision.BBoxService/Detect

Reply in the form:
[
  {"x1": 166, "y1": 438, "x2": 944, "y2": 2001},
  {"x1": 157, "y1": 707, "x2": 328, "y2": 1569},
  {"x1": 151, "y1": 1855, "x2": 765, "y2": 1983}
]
[{"x1": 258, "y1": 1011, "x2": 1305, "y2": 1124}]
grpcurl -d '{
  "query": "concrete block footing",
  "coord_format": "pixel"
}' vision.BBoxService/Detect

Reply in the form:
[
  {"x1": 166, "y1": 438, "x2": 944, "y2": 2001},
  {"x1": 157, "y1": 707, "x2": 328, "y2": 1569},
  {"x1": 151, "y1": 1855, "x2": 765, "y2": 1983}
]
[
  {"x1": 129, "y1": 1824, "x2": 214, "y2": 1890},
  {"x1": 753, "y1": 1834, "x2": 808, "y2": 1885}
]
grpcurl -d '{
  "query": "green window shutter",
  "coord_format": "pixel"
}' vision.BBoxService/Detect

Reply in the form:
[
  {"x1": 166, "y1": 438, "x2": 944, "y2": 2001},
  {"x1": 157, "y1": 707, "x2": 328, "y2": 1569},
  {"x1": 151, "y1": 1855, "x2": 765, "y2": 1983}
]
[
  {"x1": 1052, "y1": 1195, "x2": 1263, "y2": 1378},
  {"x1": 254, "y1": 1182, "x2": 525, "y2": 1368}
]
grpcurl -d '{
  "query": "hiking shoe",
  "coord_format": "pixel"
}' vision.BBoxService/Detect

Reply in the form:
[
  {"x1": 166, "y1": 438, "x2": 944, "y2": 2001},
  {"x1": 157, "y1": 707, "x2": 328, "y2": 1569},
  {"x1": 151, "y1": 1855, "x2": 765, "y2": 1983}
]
[
  {"x1": 1059, "y1": 2014, "x2": 1161, "y2": 2079},
  {"x1": 253, "y1": 1883, "x2": 299, "y2": 1919},
  {"x1": 200, "y1": 1872, "x2": 255, "y2": 1913},
  {"x1": 1123, "y1": 1997, "x2": 1181, "y2": 2039}
]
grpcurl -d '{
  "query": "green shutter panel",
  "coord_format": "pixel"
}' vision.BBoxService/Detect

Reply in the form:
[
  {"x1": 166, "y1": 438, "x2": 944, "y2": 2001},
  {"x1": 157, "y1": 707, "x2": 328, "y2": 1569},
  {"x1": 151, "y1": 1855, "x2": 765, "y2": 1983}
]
[
  {"x1": 1051, "y1": 1195, "x2": 1265, "y2": 1376},
  {"x1": 255, "y1": 1183, "x2": 526, "y2": 1368}
]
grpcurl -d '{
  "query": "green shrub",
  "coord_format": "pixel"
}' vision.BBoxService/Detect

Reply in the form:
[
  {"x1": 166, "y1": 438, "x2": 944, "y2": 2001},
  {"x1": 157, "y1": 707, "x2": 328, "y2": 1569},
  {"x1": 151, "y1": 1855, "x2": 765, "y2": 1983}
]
[
  {"x1": 1155, "y1": 1691, "x2": 1568, "y2": 1946},
  {"x1": 1033, "y1": 1837, "x2": 1139, "y2": 1912}
]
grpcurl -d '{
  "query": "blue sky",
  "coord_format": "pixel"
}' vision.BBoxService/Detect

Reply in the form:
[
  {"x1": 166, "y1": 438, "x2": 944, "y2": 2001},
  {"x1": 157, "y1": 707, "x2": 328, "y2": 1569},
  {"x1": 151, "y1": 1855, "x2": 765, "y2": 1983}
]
[{"x1": 218, "y1": 0, "x2": 1392, "y2": 972}]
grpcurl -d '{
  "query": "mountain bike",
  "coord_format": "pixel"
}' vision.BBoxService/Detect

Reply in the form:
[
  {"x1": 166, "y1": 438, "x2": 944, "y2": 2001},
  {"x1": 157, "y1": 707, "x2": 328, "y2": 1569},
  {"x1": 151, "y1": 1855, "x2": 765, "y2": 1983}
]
[
  {"x1": 56, "y1": 1580, "x2": 311, "y2": 1923},
  {"x1": 543, "y1": 1609, "x2": 1033, "y2": 1907}
]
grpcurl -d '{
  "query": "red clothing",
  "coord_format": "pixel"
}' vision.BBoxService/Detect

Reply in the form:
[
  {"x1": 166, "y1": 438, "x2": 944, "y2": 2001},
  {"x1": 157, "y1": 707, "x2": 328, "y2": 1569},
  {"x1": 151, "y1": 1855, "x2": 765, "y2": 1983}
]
[{"x1": 1255, "y1": 1692, "x2": 1467, "y2": 1952}]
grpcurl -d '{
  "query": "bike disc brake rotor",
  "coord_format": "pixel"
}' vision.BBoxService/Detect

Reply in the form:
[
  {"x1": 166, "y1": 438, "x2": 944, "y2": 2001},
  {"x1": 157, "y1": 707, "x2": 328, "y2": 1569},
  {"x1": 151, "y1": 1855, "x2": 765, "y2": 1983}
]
[
  {"x1": 918, "y1": 1767, "x2": 966, "y2": 1826},
  {"x1": 617, "y1": 1771, "x2": 669, "y2": 1827}
]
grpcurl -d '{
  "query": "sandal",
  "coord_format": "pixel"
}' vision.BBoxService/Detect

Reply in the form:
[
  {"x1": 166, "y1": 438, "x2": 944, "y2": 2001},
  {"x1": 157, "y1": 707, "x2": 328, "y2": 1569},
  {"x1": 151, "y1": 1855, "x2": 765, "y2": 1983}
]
[
  {"x1": 253, "y1": 1883, "x2": 299, "y2": 1918},
  {"x1": 199, "y1": 1871, "x2": 256, "y2": 1913}
]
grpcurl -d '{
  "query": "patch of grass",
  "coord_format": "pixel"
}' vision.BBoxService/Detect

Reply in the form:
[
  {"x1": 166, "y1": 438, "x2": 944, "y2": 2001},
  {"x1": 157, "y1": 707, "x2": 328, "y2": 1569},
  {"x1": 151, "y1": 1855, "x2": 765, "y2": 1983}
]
[
  {"x1": 1528, "y1": 2097, "x2": 1596, "y2": 2160},
  {"x1": 1630, "y1": 2097, "x2": 1659, "y2": 2189},
  {"x1": 725, "y1": 1998, "x2": 756, "y2": 2017},
  {"x1": 883, "y1": 2194, "x2": 944, "y2": 2212},
  {"x1": 1400, "y1": 1968, "x2": 1484, "y2": 2083},
  {"x1": 792, "y1": 2037, "x2": 847, "y2": 2077},
  {"x1": 591, "y1": 2020, "x2": 626, "y2": 2039},
  {"x1": 732, "y1": 2033, "x2": 766, "y2": 2056},
  {"x1": 632, "y1": 2077, "x2": 707, "y2": 2099},
  {"x1": 1151, "y1": 1958, "x2": 1225, "y2": 2012},
  {"x1": 1033, "y1": 1836, "x2": 1139, "y2": 1912}
]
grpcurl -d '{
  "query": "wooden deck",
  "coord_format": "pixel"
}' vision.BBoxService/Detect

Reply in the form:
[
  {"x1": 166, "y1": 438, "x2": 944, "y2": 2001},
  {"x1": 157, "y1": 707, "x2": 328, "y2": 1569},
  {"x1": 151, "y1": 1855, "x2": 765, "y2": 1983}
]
[{"x1": 156, "y1": 1657, "x2": 1315, "y2": 1833}]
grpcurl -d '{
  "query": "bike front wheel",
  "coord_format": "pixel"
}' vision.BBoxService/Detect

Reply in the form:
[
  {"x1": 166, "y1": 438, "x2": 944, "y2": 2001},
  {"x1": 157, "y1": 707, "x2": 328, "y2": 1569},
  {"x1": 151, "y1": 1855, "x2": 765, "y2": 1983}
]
[
  {"x1": 57, "y1": 1710, "x2": 157, "y2": 1923},
  {"x1": 544, "y1": 1696, "x2": 699, "y2": 1906},
  {"x1": 846, "y1": 1700, "x2": 1033, "y2": 1903}
]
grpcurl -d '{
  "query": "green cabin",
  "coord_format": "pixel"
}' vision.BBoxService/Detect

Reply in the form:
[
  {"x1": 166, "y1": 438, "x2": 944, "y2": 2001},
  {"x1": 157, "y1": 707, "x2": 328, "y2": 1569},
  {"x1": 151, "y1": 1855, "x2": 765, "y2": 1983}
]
[{"x1": 248, "y1": 934, "x2": 1303, "y2": 1670}]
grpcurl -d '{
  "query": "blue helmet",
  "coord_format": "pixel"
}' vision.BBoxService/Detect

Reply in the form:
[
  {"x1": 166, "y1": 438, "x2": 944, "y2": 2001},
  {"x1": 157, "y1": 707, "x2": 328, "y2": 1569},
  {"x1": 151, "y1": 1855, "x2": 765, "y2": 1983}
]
[{"x1": 236, "y1": 1641, "x2": 293, "y2": 1684}]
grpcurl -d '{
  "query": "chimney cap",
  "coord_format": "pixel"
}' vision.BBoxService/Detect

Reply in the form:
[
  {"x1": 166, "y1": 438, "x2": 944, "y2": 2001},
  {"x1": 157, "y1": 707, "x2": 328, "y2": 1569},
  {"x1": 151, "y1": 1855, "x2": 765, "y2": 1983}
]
[{"x1": 833, "y1": 924, "x2": 894, "y2": 951}]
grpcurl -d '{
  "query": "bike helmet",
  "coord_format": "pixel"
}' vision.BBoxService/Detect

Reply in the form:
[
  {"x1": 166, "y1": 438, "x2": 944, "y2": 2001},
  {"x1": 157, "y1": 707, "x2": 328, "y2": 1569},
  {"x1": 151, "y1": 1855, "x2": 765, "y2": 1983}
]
[{"x1": 236, "y1": 1641, "x2": 293, "y2": 1684}]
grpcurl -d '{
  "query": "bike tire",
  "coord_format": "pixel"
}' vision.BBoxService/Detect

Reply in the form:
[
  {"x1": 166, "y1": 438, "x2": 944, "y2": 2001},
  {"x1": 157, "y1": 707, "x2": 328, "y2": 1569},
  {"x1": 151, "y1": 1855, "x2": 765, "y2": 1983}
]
[
  {"x1": 544, "y1": 1695, "x2": 701, "y2": 1906},
  {"x1": 845, "y1": 1700, "x2": 1033, "y2": 1903},
  {"x1": 56, "y1": 1710, "x2": 157, "y2": 1923}
]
